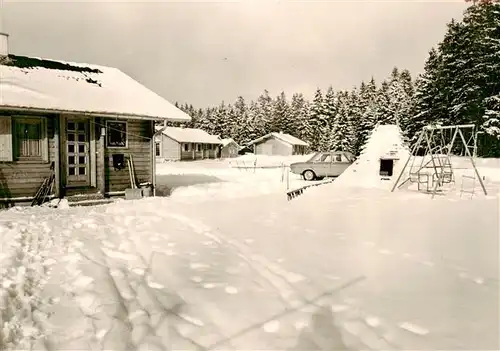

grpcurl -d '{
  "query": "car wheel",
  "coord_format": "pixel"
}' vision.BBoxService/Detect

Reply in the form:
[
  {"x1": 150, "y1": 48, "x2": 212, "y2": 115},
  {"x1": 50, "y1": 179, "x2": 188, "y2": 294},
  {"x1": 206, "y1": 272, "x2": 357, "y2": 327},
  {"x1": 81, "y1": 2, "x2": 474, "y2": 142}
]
[{"x1": 303, "y1": 170, "x2": 316, "y2": 181}]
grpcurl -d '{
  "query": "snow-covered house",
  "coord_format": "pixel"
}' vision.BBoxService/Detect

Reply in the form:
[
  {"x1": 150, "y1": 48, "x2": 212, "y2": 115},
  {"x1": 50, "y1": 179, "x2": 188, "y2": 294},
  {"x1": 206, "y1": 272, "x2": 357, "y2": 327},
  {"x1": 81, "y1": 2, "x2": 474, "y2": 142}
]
[
  {"x1": 247, "y1": 132, "x2": 309, "y2": 156},
  {"x1": 332, "y1": 124, "x2": 410, "y2": 190},
  {"x1": 0, "y1": 32, "x2": 190, "y2": 205},
  {"x1": 220, "y1": 138, "x2": 239, "y2": 158},
  {"x1": 155, "y1": 127, "x2": 222, "y2": 161}
]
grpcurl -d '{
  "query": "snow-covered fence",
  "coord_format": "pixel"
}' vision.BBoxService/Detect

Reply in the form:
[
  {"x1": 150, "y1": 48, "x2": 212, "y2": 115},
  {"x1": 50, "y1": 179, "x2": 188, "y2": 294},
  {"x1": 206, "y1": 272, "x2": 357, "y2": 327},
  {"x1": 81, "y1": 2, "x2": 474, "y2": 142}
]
[
  {"x1": 286, "y1": 178, "x2": 335, "y2": 201},
  {"x1": 279, "y1": 164, "x2": 291, "y2": 190}
]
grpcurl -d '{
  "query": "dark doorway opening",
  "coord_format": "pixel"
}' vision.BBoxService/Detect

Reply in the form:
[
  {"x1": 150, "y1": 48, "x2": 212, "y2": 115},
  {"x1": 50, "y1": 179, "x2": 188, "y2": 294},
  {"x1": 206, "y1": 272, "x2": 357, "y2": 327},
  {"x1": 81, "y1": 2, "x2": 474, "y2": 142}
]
[{"x1": 379, "y1": 159, "x2": 394, "y2": 177}]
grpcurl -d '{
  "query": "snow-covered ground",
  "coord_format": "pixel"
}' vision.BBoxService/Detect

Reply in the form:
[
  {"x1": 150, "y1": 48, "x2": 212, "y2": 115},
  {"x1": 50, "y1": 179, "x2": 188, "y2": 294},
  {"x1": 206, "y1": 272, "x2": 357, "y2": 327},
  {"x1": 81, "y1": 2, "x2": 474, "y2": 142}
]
[
  {"x1": 0, "y1": 155, "x2": 499, "y2": 350},
  {"x1": 157, "y1": 153, "x2": 313, "y2": 169},
  {"x1": 155, "y1": 154, "x2": 320, "y2": 202}
]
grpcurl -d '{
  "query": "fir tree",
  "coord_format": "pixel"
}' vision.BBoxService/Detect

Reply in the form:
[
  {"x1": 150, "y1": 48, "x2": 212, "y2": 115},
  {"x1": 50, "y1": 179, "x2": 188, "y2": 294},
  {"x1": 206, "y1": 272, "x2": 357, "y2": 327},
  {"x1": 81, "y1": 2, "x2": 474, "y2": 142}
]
[
  {"x1": 413, "y1": 48, "x2": 443, "y2": 143},
  {"x1": 397, "y1": 69, "x2": 416, "y2": 141},
  {"x1": 324, "y1": 86, "x2": 337, "y2": 130},
  {"x1": 330, "y1": 91, "x2": 355, "y2": 153},
  {"x1": 271, "y1": 91, "x2": 291, "y2": 134},
  {"x1": 309, "y1": 88, "x2": 329, "y2": 151},
  {"x1": 375, "y1": 81, "x2": 393, "y2": 124},
  {"x1": 357, "y1": 78, "x2": 378, "y2": 153},
  {"x1": 232, "y1": 96, "x2": 248, "y2": 142},
  {"x1": 348, "y1": 88, "x2": 364, "y2": 155},
  {"x1": 290, "y1": 93, "x2": 313, "y2": 145},
  {"x1": 412, "y1": 0, "x2": 500, "y2": 155},
  {"x1": 256, "y1": 90, "x2": 274, "y2": 133},
  {"x1": 387, "y1": 68, "x2": 405, "y2": 125},
  {"x1": 244, "y1": 100, "x2": 265, "y2": 144}
]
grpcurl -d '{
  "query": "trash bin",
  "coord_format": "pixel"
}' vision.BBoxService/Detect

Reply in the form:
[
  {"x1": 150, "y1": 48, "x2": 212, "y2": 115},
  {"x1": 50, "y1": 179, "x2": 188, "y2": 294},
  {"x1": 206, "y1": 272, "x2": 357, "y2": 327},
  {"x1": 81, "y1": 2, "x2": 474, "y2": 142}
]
[{"x1": 140, "y1": 182, "x2": 153, "y2": 197}]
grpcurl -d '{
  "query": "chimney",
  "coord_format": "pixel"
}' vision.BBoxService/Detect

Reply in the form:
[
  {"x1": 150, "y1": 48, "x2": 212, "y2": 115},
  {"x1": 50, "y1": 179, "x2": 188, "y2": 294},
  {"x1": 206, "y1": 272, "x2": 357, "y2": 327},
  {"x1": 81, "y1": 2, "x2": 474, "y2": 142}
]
[{"x1": 0, "y1": 32, "x2": 8, "y2": 57}]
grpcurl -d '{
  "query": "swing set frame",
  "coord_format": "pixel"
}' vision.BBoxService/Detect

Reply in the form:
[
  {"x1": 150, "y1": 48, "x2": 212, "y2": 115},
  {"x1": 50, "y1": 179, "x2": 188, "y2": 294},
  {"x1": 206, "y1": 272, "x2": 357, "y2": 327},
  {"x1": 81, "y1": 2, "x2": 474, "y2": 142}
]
[{"x1": 391, "y1": 124, "x2": 487, "y2": 199}]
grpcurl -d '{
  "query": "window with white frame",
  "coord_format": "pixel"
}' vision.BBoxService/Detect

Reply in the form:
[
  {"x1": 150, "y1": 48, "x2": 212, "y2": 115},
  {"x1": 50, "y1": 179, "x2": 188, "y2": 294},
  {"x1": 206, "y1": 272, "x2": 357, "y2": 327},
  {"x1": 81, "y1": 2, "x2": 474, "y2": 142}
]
[
  {"x1": 106, "y1": 120, "x2": 127, "y2": 148},
  {"x1": 183, "y1": 143, "x2": 189, "y2": 152}
]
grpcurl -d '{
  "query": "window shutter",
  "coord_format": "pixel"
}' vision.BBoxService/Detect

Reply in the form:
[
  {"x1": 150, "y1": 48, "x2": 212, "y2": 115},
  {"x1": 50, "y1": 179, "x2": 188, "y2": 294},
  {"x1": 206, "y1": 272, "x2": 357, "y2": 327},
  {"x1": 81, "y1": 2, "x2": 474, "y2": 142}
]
[
  {"x1": 0, "y1": 117, "x2": 13, "y2": 162},
  {"x1": 41, "y1": 118, "x2": 49, "y2": 162}
]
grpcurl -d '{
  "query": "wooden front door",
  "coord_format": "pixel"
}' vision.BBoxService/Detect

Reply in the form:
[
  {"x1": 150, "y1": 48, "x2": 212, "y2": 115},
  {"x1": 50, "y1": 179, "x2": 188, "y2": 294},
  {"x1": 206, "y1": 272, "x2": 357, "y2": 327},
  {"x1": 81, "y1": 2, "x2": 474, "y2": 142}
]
[{"x1": 66, "y1": 119, "x2": 90, "y2": 186}]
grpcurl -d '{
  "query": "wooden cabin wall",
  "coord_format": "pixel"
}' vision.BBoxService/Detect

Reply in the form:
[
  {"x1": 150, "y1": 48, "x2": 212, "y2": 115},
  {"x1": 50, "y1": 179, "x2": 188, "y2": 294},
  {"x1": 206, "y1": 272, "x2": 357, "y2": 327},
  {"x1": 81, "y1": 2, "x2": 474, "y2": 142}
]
[
  {"x1": 103, "y1": 119, "x2": 153, "y2": 193},
  {"x1": 0, "y1": 113, "x2": 57, "y2": 203}
]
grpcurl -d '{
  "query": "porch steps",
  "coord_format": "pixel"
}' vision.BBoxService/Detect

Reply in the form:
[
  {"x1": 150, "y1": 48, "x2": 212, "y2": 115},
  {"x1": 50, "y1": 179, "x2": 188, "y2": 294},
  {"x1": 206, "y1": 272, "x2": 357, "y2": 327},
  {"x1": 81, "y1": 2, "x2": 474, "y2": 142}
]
[
  {"x1": 68, "y1": 198, "x2": 116, "y2": 207},
  {"x1": 64, "y1": 186, "x2": 101, "y2": 197}
]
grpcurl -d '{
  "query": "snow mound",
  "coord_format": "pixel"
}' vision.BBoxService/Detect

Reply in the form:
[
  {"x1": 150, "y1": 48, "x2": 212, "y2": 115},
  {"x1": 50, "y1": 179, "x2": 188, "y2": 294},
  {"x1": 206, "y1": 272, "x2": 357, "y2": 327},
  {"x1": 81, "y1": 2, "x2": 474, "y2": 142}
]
[{"x1": 333, "y1": 124, "x2": 410, "y2": 190}]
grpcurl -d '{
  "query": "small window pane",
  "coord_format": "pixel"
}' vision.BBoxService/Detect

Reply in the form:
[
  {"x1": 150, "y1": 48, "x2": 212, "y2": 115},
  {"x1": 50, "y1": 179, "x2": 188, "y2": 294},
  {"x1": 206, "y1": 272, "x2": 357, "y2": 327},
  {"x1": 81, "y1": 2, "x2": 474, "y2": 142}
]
[
  {"x1": 24, "y1": 123, "x2": 40, "y2": 139},
  {"x1": 79, "y1": 156, "x2": 85, "y2": 164},
  {"x1": 78, "y1": 144, "x2": 85, "y2": 153},
  {"x1": 68, "y1": 133, "x2": 75, "y2": 142},
  {"x1": 68, "y1": 144, "x2": 75, "y2": 153},
  {"x1": 68, "y1": 156, "x2": 75, "y2": 165},
  {"x1": 15, "y1": 119, "x2": 43, "y2": 159},
  {"x1": 106, "y1": 121, "x2": 127, "y2": 147},
  {"x1": 77, "y1": 122, "x2": 85, "y2": 131},
  {"x1": 67, "y1": 122, "x2": 75, "y2": 131},
  {"x1": 79, "y1": 167, "x2": 86, "y2": 175},
  {"x1": 68, "y1": 167, "x2": 76, "y2": 175},
  {"x1": 78, "y1": 134, "x2": 85, "y2": 142}
]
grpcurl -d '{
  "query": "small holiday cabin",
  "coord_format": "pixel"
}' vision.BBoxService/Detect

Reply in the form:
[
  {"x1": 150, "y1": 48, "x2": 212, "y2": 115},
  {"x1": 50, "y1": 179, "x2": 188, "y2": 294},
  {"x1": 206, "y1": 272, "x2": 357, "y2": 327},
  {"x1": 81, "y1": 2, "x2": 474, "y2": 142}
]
[
  {"x1": 247, "y1": 132, "x2": 309, "y2": 156},
  {"x1": 220, "y1": 138, "x2": 240, "y2": 158},
  {"x1": 0, "y1": 32, "x2": 190, "y2": 207},
  {"x1": 155, "y1": 127, "x2": 222, "y2": 161}
]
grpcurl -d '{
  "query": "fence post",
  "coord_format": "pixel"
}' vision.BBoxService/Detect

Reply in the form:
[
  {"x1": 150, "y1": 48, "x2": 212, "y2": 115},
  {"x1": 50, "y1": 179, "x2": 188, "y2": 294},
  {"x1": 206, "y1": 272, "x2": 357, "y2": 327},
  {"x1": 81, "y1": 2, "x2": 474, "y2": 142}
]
[{"x1": 286, "y1": 166, "x2": 290, "y2": 190}]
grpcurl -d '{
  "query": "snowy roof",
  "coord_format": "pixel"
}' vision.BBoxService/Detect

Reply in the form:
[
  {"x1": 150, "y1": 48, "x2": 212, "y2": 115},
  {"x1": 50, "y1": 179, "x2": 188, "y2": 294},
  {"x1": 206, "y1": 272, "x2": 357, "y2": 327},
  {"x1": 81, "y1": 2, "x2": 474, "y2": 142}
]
[
  {"x1": 221, "y1": 138, "x2": 239, "y2": 147},
  {"x1": 0, "y1": 54, "x2": 191, "y2": 122},
  {"x1": 247, "y1": 132, "x2": 309, "y2": 147},
  {"x1": 162, "y1": 127, "x2": 222, "y2": 144}
]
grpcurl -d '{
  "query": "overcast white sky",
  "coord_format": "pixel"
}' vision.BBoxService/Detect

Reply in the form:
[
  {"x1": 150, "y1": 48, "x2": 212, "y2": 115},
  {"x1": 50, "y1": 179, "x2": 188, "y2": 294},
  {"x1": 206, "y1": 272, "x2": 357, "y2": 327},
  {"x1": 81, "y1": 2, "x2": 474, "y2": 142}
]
[{"x1": 1, "y1": 0, "x2": 467, "y2": 107}]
